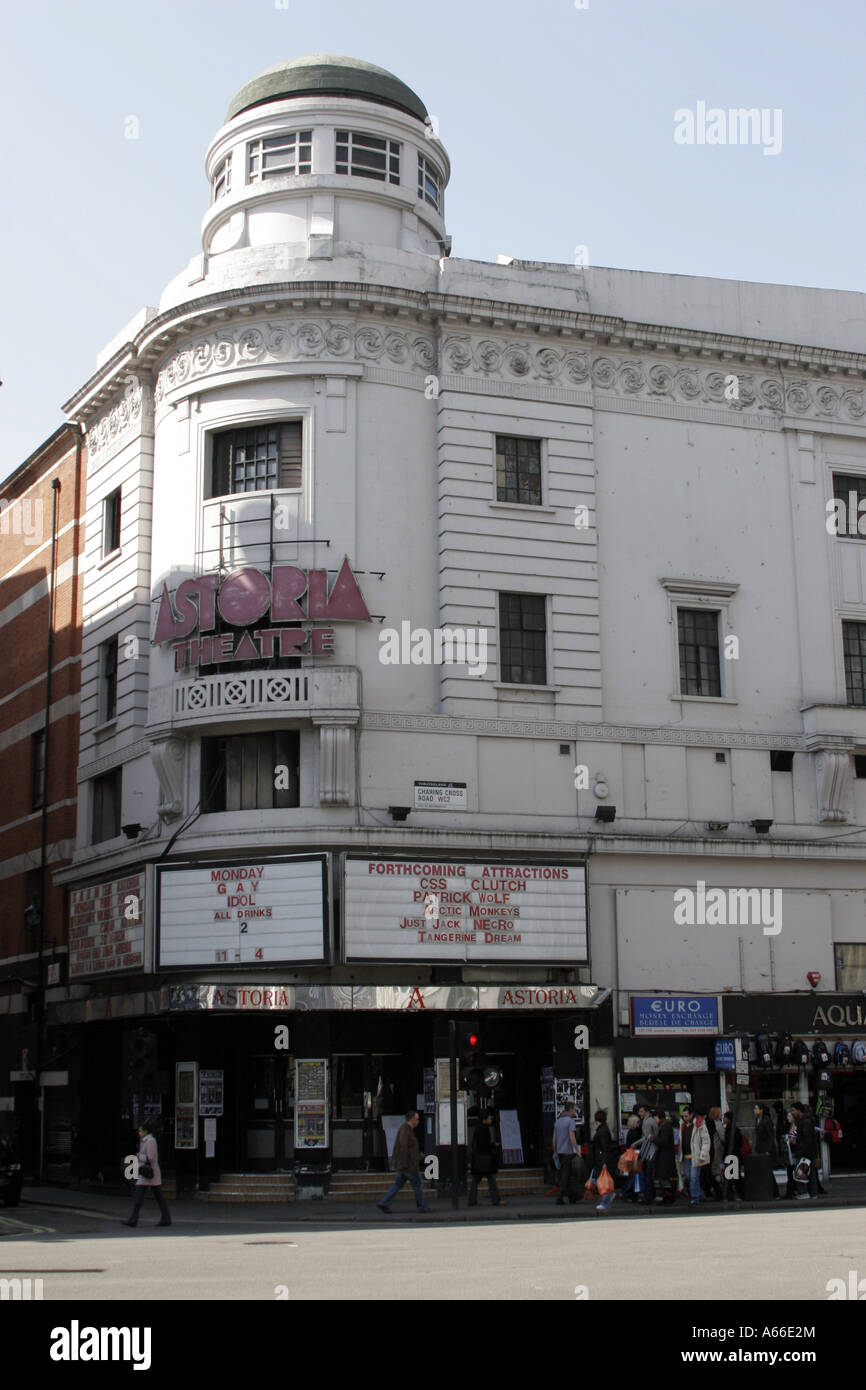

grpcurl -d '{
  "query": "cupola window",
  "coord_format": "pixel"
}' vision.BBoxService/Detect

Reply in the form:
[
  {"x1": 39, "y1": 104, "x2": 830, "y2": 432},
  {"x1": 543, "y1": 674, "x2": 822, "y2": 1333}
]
[
  {"x1": 417, "y1": 154, "x2": 441, "y2": 211},
  {"x1": 212, "y1": 153, "x2": 232, "y2": 202},
  {"x1": 335, "y1": 130, "x2": 400, "y2": 184},
  {"x1": 247, "y1": 131, "x2": 312, "y2": 182}
]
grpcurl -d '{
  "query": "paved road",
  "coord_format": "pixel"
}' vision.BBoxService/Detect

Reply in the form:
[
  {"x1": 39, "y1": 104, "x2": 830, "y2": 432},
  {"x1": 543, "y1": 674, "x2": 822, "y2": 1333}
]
[{"x1": 1, "y1": 1202, "x2": 865, "y2": 1300}]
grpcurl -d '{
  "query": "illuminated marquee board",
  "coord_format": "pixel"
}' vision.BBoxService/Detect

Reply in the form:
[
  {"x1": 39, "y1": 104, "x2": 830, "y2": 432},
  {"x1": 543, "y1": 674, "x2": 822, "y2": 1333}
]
[
  {"x1": 344, "y1": 858, "x2": 587, "y2": 964},
  {"x1": 158, "y1": 857, "x2": 328, "y2": 966}
]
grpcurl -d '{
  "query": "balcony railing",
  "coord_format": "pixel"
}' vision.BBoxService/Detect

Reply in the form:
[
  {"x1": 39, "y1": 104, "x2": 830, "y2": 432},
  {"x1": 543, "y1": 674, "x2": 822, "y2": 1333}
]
[
  {"x1": 147, "y1": 665, "x2": 360, "y2": 733},
  {"x1": 175, "y1": 670, "x2": 310, "y2": 715}
]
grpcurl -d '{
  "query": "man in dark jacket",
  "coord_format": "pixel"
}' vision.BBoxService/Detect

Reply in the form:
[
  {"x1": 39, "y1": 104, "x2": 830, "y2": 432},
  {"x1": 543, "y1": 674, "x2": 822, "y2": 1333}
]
[
  {"x1": 653, "y1": 1109, "x2": 677, "y2": 1204},
  {"x1": 378, "y1": 1111, "x2": 431, "y2": 1213},
  {"x1": 468, "y1": 1112, "x2": 506, "y2": 1207},
  {"x1": 790, "y1": 1103, "x2": 819, "y2": 1200}
]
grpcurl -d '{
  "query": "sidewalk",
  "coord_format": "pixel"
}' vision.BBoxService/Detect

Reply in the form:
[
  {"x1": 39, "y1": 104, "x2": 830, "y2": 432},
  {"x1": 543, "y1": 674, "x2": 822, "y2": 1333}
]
[{"x1": 21, "y1": 1175, "x2": 866, "y2": 1225}]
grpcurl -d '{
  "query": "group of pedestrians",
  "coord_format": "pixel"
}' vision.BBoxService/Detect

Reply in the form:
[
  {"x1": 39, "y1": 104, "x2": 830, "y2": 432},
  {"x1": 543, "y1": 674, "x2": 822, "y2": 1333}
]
[{"x1": 572, "y1": 1098, "x2": 824, "y2": 1213}]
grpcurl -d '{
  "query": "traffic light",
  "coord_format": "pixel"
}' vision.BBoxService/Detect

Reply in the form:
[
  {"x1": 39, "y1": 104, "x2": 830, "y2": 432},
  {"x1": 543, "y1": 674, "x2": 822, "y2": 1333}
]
[{"x1": 458, "y1": 1022, "x2": 485, "y2": 1092}]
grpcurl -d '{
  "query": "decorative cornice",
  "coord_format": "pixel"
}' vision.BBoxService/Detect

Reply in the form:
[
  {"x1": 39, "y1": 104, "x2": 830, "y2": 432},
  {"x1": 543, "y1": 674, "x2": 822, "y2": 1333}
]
[
  {"x1": 440, "y1": 337, "x2": 866, "y2": 425},
  {"x1": 63, "y1": 278, "x2": 866, "y2": 422},
  {"x1": 86, "y1": 378, "x2": 149, "y2": 457},
  {"x1": 154, "y1": 320, "x2": 436, "y2": 404},
  {"x1": 361, "y1": 711, "x2": 805, "y2": 750}
]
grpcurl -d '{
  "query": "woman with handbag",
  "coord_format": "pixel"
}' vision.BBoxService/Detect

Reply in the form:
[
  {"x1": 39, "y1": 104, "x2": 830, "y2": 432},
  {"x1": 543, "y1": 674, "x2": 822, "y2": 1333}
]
[
  {"x1": 468, "y1": 1112, "x2": 506, "y2": 1206},
  {"x1": 121, "y1": 1122, "x2": 172, "y2": 1228}
]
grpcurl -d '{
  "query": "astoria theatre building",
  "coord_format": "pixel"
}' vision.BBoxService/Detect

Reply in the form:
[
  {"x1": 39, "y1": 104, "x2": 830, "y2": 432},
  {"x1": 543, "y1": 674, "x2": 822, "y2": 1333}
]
[
  {"x1": 52, "y1": 54, "x2": 866, "y2": 1191},
  {"x1": 55, "y1": 56, "x2": 609, "y2": 1190}
]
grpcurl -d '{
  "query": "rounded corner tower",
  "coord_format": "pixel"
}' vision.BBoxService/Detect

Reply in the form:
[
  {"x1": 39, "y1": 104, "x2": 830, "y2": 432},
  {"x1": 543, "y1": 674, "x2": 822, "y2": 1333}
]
[{"x1": 188, "y1": 52, "x2": 450, "y2": 298}]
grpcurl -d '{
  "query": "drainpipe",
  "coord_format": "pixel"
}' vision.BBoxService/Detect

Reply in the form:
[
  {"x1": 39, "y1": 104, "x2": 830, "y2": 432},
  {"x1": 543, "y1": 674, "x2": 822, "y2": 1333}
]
[{"x1": 32, "y1": 476, "x2": 61, "y2": 1183}]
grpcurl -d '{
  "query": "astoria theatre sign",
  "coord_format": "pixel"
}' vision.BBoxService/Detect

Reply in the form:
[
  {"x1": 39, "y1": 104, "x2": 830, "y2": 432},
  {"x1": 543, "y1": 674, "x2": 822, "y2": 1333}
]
[{"x1": 154, "y1": 557, "x2": 371, "y2": 667}]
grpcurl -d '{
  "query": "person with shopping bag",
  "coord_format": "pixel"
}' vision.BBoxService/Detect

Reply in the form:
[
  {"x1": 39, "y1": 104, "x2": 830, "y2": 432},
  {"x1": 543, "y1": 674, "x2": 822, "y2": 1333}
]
[
  {"x1": 619, "y1": 1114, "x2": 643, "y2": 1203},
  {"x1": 587, "y1": 1108, "x2": 616, "y2": 1212}
]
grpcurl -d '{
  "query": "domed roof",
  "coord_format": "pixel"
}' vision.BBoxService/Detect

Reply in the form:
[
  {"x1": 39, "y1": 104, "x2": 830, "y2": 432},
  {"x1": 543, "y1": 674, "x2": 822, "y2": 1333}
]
[{"x1": 226, "y1": 54, "x2": 428, "y2": 124}]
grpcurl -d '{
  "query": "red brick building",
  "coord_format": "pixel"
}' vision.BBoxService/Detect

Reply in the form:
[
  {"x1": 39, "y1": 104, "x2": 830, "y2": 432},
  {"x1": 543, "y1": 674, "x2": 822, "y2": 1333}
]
[{"x1": 0, "y1": 424, "x2": 85, "y2": 1176}]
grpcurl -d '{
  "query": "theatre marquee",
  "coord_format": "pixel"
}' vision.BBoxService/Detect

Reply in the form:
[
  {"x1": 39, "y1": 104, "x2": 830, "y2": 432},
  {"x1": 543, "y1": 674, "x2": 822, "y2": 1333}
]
[
  {"x1": 158, "y1": 856, "x2": 328, "y2": 967},
  {"x1": 343, "y1": 858, "x2": 587, "y2": 964}
]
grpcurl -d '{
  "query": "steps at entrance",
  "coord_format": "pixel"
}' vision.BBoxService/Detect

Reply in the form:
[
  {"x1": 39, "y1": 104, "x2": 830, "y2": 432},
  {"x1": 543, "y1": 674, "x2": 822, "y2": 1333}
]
[
  {"x1": 197, "y1": 1173, "x2": 297, "y2": 1203},
  {"x1": 192, "y1": 1167, "x2": 549, "y2": 1202},
  {"x1": 328, "y1": 1168, "x2": 549, "y2": 1200}
]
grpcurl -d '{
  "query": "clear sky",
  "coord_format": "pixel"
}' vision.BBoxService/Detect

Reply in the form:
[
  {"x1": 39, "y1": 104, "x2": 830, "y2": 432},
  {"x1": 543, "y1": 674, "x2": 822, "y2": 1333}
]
[{"x1": 2, "y1": 0, "x2": 865, "y2": 479}]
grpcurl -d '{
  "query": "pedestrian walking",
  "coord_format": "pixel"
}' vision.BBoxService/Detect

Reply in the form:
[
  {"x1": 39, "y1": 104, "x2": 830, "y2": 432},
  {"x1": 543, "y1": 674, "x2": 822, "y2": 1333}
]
[
  {"x1": 690, "y1": 1109, "x2": 711, "y2": 1205},
  {"x1": 653, "y1": 1109, "x2": 677, "y2": 1204},
  {"x1": 702, "y1": 1106, "x2": 723, "y2": 1200},
  {"x1": 553, "y1": 1101, "x2": 580, "y2": 1205},
  {"x1": 790, "y1": 1102, "x2": 819, "y2": 1200},
  {"x1": 748, "y1": 1102, "x2": 779, "y2": 1200},
  {"x1": 637, "y1": 1104, "x2": 658, "y2": 1205},
  {"x1": 620, "y1": 1114, "x2": 643, "y2": 1203},
  {"x1": 468, "y1": 1112, "x2": 506, "y2": 1207},
  {"x1": 378, "y1": 1110, "x2": 431, "y2": 1212},
  {"x1": 679, "y1": 1106, "x2": 694, "y2": 1200},
  {"x1": 722, "y1": 1110, "x2": 745, "y2": 1201},
  {"x1": 590, "y1": 1108, "x2": 615, "y2": 1212},
  {"x1": 121, "y1": 1122, "x2": 171, "y2": 1228}
]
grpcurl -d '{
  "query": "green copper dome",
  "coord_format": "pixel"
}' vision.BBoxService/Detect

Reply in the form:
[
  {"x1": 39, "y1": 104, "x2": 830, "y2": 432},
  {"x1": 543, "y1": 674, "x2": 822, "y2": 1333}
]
[{"x1": 226, "y1": 54, "x2": 428, "y2": 124}]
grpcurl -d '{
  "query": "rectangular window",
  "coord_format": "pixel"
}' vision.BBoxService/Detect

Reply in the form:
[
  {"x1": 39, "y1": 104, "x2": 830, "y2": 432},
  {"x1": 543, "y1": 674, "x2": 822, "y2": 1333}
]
[
  {"x1": 92, "y1": 768, "x2": 121, "y2": 843},
  {"x1": 495, "y1": 436, "x2": 542, "y2": 505},
  {"x1": 99, "y1": 636, "x2": 118, "y2": 723},
  {"x1": 830, "y1": 472, "x2": 866, "y2": 539},
  {"x1": 843, "y1": 620, "x2": 866, "y2": 706},
  {"x1": 210, "y1": 422, "x2": 302, "y2": 498},
  {"x1": 499, "y1": 593, "x2": 547, "y2": 685},
  {"x1": 417, "y1": 153, "x2": 441, "y2": 211},
  {"x1": 212, "y1": 153, "x2": 232, "y2": 201},
  {"x1": 835, "y1": 943, "x2": 866, "y2": 991},
  {"x1": 770, "y1": 750, "x2": 794, "y2": 772},
  {"x1": 247, "y1": 131, "x2": 312, "y2": 182},
  {"x1": 103, "y1": 489, "x2": 121, "y2": 557},
  {"x1": 677, "y1": 608, "x2": 721, "y2": 697},
  {"x1": 201, "y1": 732, "x2": 300, "y2": 812},
  {"x1": 335, "y1": 130, "x2": 400, "y2": 184},
  {"x1": 31, "y1": 729, "x2": 46, "y2": 811},
  {"x1": 854, "y1": 754, "x2": 866, "y2": 778}
]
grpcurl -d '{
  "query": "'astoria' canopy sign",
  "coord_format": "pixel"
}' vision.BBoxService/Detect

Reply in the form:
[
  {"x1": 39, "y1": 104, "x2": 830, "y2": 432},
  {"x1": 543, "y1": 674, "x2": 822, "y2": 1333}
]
[{"x1": 154, "y1": 558, "x2": 371, "y2": 667}]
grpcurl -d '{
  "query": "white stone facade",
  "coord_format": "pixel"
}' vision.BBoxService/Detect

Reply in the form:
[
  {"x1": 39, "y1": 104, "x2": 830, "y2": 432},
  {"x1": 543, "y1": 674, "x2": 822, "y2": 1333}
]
[{"x1": 58, "y1": 58, "x2": 866, "y2": 1130}]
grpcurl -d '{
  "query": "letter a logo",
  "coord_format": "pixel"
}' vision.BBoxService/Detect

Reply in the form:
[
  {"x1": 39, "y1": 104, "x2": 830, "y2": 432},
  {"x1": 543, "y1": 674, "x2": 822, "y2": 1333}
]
[{"x1": 406, "y1": 987, "x2": 427, "y2": 1011}]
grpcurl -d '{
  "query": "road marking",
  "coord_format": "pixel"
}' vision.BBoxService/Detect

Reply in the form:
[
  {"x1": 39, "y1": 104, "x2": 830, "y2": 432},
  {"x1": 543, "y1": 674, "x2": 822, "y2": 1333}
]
[{"x1": 0, "y1": 1216, "x2": 54, "y2": 1234}]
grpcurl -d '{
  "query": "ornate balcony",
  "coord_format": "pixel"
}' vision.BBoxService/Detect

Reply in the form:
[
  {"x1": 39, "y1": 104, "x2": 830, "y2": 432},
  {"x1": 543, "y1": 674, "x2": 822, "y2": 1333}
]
[{"x1": 147, "y1": 664, "x2": 360, "y2": 735}]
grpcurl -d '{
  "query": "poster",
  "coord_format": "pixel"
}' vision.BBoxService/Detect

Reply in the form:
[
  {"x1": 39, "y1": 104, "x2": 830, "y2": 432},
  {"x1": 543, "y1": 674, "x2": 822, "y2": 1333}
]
[
  {"x1": 498, "y1": 1109, "x2": 524, "y2": 1165},
  {"x1": 294, "y1": 1058, "x2": 328, "y2": 1149},
  {"x1": 296, "y1": 1105, "x2": 327, "y2": 1147},
  {"x1": 541, "y1": 1066, "x2": 555, "y2": 1114},
  {"x1": 174, "y1": 1062, "x2": 198, "y2": 1149},
  {"x1": 423, "y1": 1067, "x2": 435, "y2": 1114},
  {"x1": 199, "y1": 1070, "x2": 224, "y2": 1117},
  {"x1": 296, "y1": 1059, "x2": 327, "y2": 1102},
  {"x1": 174, "y1": 1111, "x2": 196, "y2": 1149},
  {"x1": 554, "y1": 1078, "x2": 585, "y2": 1123}
]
